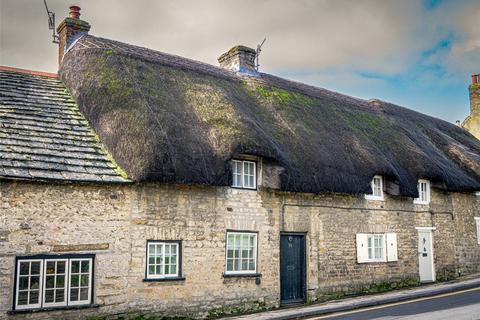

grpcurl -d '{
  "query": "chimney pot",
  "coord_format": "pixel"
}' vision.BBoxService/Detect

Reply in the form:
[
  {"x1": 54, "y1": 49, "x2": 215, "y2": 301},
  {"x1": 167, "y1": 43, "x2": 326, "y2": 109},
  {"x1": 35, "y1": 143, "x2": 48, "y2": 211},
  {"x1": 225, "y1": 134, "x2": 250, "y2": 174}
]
[{"x1": 69, "y1": 5, "x2": 81, "y2": 19}]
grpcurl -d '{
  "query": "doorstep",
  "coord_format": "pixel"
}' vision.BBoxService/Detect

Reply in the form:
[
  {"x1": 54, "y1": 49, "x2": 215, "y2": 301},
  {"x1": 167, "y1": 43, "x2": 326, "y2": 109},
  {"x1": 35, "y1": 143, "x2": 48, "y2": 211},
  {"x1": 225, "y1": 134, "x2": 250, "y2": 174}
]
[{"x1": 223, "y1": 274, "x2": 480, "y2": 320}]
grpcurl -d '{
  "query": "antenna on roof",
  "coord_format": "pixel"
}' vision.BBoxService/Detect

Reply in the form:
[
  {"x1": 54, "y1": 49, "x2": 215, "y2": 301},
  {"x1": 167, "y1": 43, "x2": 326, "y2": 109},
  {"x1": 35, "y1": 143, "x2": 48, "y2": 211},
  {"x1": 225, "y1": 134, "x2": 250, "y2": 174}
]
[
  {"x1": 43, "y1": 0, "x2": 59, "y2": 44},
  {"x1": 255, "y1": 37, "x2": 267, "y2": 71}
]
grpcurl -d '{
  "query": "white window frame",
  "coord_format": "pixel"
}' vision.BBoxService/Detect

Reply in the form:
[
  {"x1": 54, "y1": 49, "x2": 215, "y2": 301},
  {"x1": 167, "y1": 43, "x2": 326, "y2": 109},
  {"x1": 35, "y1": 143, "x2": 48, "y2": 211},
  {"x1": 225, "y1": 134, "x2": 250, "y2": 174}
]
[
  {"x1": 232, "y1": 160, "x2": 256, "y2": 189},
  {"x1": 15, "y1": 256, "x2": 93, "y2": 311},
  {"x1": 42, "y1": 259, "x2": 68, "y2": 308},
  {"x1": 225, "y1": 231, "x2": 258, "y2": 275},
  {"x1": 68, "y1": 258, "x2": 93, "y2": 306},
  {"x1": 365, "y1": 175, "x2": 384, "y2": 200},
  {"x1": 475, "y1": 217, "x2": 480, "y2": 245},
  {"x1": 15, "y1": 259, "x2": 43, "y2": 310},
  {"x1": 414, "y1": 179, "x2": 431, "y2": 205},
  {"x1": 367, "y1": 234, "x2": 386, "y2": 262},
  {"x1": 146, "y1": 241, "x2": 180, "y2": 279}
]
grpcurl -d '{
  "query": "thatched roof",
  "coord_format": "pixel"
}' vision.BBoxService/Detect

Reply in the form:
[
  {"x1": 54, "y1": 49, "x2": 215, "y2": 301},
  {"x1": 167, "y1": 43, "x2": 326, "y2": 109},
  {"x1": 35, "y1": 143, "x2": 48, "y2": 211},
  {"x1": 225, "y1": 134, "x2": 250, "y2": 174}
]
[
  {"x1": 59, "y1": 35, "x2": 480, "y2": 196},
  {"x1": 0, "y1": 67, "x2": 128, "y2": 183}
]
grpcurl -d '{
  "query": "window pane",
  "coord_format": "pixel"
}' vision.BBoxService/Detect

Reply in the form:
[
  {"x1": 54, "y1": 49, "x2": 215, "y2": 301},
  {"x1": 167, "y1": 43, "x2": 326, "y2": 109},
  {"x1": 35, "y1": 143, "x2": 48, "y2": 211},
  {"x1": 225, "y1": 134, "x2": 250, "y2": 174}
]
[
  {"x1": 71, "y1": 261, "x2": 80, "y2": 273},
  {"x1": 57, "y1": 262, "x2": 65, "y2": 274},
  {"x1": 56, "y1": 275, "x2": 65, "y2": 287},
  {"x1": 17, "y1": 291, "x2": 28, "y2": 305},
  {"x1": 80, "y1": 274, "x2": 89, "y2": 286},
  {"x1": 45, "y1": 275, "x2": 55, "y2": 289},
  {"x1": 71, "y1": 275, "x2": 79, "y2": 287},
  {"x1": 81, "y1": 261, "x2": 89, "y2": 273},
  {"x1": 31, "y1": 262, "x2": 41, "y2": 275},
  {"x1": 80, "y1": 288, "x2": 89, "y2": 301},
  {"x1": 46, "y1": 261, "x2": 56, "y2": 274},
  {"x1": 70, "y1": 288, "x2": 79, "y2": 301},
  {"x1": 30, "y1": 276, "x2": 40, "y2": 289},
  {"x1": 226, "y1": 259, "x2": 233, "y2": 271},
  {"x1": 19, "y1": 277, "x2": 29, "y2": 290},
  {"x1": 45, "y1": 289, "x2": 54, "y2": 303},
  {"x1": 19, "y1": 262, "x2": 29, "y2": 275},
  {"x1": 29, "y1": 291, "x2": 39, "y2": 304},
  {"x1": 56, "y1": 289, "x2": 65, "y2": 302},
  {"x1": 148, "y1": 244, "x2": 155, "y2": 254}
]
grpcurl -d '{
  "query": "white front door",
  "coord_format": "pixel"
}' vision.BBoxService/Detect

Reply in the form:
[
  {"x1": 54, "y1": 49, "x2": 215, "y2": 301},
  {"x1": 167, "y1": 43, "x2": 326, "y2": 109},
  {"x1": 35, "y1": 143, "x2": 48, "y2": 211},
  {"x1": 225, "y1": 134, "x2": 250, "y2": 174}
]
[{"x1": 417, "y1": 229, "x2": 435, "y2": 282}]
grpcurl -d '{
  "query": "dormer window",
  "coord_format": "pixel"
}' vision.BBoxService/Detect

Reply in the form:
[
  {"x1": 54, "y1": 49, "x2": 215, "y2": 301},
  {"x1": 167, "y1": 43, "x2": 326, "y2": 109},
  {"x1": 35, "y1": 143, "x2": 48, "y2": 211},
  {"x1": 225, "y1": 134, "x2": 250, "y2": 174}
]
[
  {"x1": 365, "y1": 175, "x2": 384, "y2": 200},
  {"x1": 414, "y1": 179, "x2": 431, "y2": 205},
  {"x1": 232, "y1": 160, "x2": 256, "y2": 189}
]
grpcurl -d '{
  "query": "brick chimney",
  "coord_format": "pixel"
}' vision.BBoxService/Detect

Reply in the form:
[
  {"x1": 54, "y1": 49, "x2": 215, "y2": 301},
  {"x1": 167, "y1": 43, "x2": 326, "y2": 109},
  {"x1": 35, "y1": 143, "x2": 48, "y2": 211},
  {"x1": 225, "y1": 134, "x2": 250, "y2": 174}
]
[
  {"x1": 218, "y1": 46, "x2": 257, "y2": 74},
  {"x1": 56, "y1": 6, "x2": 90, "y2": 65},
  {"x1": 470, "y1": 74, "x2": 480, "y2": 115}
]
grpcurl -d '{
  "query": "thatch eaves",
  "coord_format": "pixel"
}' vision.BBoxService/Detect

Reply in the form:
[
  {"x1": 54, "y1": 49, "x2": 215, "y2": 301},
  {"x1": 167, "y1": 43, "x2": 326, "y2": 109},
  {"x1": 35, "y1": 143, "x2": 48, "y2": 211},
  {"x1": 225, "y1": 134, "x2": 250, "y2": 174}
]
[{"x1": 59, "y1": 35, "x2": 480, "y2": 196}]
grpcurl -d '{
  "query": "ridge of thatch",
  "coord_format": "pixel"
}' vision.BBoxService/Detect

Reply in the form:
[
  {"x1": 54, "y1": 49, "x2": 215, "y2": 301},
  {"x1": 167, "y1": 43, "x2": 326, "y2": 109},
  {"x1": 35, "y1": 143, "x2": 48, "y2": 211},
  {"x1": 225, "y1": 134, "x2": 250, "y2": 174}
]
[{"x1": 58, "y1": 34, "x2": 480, "y2": 196}]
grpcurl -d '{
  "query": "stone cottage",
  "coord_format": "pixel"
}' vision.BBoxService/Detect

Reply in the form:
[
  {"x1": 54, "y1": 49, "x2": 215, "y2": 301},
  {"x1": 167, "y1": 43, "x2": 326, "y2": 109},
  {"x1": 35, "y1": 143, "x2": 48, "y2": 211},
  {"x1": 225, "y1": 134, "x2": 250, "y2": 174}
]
[{"x1": 1, "y1": 5, "x2": 479, "y2": 320}]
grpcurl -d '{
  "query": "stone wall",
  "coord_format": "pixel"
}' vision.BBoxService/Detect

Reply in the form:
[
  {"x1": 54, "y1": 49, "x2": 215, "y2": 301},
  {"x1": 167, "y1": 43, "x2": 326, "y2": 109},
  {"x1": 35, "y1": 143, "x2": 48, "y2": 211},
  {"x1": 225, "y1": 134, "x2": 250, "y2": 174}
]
[{"x1": 0, "y1": 181, "x2": 479, "y2": 319}]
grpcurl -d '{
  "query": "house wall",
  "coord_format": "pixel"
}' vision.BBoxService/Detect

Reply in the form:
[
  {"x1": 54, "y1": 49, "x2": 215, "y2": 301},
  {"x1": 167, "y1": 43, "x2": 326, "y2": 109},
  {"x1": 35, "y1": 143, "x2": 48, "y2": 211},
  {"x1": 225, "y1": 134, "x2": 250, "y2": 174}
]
[{"x1": 0, "y1": 181, "x2": 479, "y2": 319}]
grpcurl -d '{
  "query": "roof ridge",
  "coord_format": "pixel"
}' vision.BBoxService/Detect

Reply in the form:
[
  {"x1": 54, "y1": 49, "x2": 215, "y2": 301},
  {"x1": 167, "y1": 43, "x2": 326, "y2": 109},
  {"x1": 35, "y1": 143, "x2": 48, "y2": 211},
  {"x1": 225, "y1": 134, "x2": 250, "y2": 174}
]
[{"x1": 0, "y1": 66, "x2": 58, "y2": 79}]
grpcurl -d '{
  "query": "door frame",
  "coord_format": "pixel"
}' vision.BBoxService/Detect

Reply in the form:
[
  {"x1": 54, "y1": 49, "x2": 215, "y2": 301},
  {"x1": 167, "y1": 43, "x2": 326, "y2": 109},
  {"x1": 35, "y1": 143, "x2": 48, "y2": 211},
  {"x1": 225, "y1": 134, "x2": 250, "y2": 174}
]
[
  {"x1": 279, "y1": 232, "x2": 307, "y2": 305},
  {"x1": 415, "y1": 227, "x2": 436, "y2": 282}
]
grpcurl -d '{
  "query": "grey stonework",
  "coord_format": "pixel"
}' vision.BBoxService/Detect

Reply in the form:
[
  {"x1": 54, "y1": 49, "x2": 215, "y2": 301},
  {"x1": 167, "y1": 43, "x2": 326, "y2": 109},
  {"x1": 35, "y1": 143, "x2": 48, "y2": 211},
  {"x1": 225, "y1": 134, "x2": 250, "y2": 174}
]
[{"x1": 0, "y1": 181, "x2": 479, "y2": 319}]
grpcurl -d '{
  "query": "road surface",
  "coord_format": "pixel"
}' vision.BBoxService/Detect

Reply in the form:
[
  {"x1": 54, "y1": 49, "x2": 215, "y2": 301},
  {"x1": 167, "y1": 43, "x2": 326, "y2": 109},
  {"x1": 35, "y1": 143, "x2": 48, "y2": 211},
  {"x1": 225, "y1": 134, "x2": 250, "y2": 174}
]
[{"x1": 307, "y1": 287, "x2": 480, "y2": 320}]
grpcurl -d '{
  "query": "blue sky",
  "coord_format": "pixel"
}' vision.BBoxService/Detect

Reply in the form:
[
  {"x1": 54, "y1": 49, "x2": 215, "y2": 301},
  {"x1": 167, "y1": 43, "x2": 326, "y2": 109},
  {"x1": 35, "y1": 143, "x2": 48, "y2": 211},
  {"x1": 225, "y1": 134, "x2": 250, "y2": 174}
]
[{"x1": 1, "y1": 0, "x2": 478, "y2": 123}]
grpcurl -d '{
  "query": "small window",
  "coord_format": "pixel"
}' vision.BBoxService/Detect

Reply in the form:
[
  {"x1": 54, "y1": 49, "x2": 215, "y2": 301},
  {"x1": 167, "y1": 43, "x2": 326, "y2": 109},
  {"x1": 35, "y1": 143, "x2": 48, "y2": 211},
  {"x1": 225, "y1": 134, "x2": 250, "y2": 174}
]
[
  {"x1": 414, "y1": 179, "x2": 431, "y2": 204},
  {"x1": 357, "y1": 233, "x2": 396, "y2": 263},
  {"x1": 365, "y1": 175, "x2": 384, "y2": 200},
  {"x1": 146, "y1": 241, "x2": 181, "y2": 279},
  {"x1": 15, "y1": 255, "x2": 93, "y2": 311},
  {"x1": 232, "y1": 160, "x2": 256, "y2": 189},
  {"x1": 475, "y1": 217, "x2": 480, "y2": 245},
  {"x1": 225, "y1": 232, "x2": 257, "y2": 274}
]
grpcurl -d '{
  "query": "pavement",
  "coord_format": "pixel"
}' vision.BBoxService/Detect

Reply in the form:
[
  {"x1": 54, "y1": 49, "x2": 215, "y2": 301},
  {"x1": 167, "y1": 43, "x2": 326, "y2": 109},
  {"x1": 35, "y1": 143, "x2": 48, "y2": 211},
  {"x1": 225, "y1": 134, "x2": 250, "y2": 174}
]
[{"x1": 224, "y1": 274, "x2": 480, "y2": 320}]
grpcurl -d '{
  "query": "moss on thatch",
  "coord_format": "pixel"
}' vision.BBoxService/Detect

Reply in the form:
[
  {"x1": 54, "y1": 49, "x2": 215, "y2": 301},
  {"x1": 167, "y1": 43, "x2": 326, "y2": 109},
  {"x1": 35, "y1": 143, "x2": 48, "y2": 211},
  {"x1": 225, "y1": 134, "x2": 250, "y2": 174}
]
[{"x1": 59, "y1": 35, "x2": 480, "y2": 196}]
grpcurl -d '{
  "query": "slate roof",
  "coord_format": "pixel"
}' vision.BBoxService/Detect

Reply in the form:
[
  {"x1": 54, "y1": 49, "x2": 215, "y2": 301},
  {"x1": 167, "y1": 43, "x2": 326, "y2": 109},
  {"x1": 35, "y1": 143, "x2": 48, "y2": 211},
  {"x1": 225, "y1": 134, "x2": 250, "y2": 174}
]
[
  {"x1": 0, "y1": 67, "x2": 128, "y2": 183},
  {"x1": 57, "y1": 34, "x2": 480, "y2": 196}
]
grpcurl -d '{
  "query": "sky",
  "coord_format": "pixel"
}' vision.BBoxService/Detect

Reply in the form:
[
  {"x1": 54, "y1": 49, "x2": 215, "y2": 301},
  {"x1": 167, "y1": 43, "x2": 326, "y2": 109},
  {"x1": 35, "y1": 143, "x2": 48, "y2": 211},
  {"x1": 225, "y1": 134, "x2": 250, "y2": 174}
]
[{"x1": 0, "y1": 0, "x2": 479, "y2": 123}]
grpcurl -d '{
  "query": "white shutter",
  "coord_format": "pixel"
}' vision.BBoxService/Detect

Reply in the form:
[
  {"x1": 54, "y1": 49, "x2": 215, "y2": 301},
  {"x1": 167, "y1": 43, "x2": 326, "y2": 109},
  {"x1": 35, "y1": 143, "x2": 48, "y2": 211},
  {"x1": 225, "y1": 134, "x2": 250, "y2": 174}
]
[
  {"x1": 386, "y1": 233, "x2": 398, "y2": 262},
  {"x1": 356, "y1": 233, "x2": 369, "y2": 263},
  {"x1": 475, "y1": 218, "x2": 480, "y2": 245}
]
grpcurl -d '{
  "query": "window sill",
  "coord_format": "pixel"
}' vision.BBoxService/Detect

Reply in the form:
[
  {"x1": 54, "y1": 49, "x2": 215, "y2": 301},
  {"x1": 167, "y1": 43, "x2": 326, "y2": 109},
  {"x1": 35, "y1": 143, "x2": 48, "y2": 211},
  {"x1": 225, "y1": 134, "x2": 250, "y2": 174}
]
[
  {"x1": 230, "y1": 186, "x2": 258, "y2": 191},
  {"x1": 364, "y1": 196, "x2": 385, "y2": 201},
  {"x1": 222, "y1": 273, "x2": 262, "y2": 278},
  {"x1": 8, "y1": 304, "x2": 99, "y2": 315},
  {"x1": 143, "y1": 277, "x2": 186, "y2": 282},
  {"x1": 413, "y1": 201, "x2": 430, "y2": 205}
]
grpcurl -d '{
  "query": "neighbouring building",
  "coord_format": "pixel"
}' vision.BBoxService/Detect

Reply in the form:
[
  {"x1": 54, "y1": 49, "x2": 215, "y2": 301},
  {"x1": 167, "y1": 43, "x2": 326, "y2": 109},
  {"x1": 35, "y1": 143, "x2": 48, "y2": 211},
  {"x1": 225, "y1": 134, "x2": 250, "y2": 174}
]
[
  {"x1": 462, "y1": 74, "x2": 480, "y2": 140},
  {"x1": 1, "y1": 6, "x2": 479, "y2": 320}
]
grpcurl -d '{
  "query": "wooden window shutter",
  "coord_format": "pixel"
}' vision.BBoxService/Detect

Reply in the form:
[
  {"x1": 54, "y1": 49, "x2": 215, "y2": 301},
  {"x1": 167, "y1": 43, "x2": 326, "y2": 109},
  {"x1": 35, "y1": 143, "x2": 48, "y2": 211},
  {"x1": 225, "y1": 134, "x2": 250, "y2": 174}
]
[
  {"x1": 475, "y1": 218, "x2": 480, "y2": 245},
  {"x1": 386, "y1": 233, "x2": 398, "y2": 262},
  {"x1": 356, "y1": 234, "x2": 368, "y2": 263}
]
